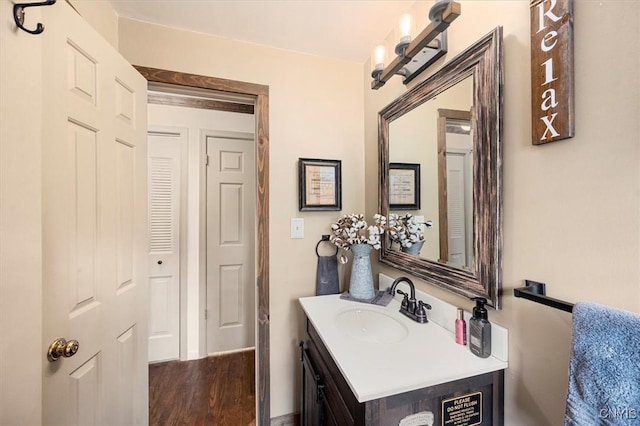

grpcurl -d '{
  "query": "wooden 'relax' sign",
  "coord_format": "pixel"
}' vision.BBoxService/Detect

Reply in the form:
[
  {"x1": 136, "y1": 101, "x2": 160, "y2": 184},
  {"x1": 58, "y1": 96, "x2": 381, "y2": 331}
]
[{"x1": 530, "y1": 0, "x2": 574, "y2": 145}]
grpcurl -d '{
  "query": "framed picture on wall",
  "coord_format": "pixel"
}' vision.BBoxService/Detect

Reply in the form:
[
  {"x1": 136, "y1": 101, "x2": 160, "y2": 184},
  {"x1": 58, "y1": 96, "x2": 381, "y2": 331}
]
[
  {"x1": 389, "y1": 163, "x2": 420, "y2": 210},
  {"x1": 298, "y1": 158, "x2": 342, "y2": 211}
]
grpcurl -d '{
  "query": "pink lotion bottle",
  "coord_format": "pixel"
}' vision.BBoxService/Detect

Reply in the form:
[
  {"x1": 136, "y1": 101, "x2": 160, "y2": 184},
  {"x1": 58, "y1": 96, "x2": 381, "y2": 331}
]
[{"x1": 455, "y1": 308, "x2": 467, "y2": 345}]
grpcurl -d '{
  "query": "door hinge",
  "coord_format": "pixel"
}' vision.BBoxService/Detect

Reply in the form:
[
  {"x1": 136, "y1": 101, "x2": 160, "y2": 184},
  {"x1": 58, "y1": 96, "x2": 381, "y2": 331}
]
[
  {"x1": 205, "y1": 154, "x2": 210, "y2": 166},
  {"x1": 205, "y1": 309, "x2": 208, "y2": 320}
]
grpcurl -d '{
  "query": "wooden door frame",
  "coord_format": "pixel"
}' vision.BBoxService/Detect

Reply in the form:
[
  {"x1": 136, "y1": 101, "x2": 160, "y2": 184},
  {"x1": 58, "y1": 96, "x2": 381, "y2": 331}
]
[{"x1": 135, "y1": 66, "x2": 270, "y2": 425}]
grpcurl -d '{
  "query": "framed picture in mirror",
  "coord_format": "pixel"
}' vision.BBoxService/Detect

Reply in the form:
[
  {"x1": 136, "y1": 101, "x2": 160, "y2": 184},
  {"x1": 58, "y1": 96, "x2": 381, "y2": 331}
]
[
  {"x1": 389, "y1": 163, "x2": 421, "y2": 210},
  {"x1": 298, "y1": 158, "x2": 342, "y2": 211}
]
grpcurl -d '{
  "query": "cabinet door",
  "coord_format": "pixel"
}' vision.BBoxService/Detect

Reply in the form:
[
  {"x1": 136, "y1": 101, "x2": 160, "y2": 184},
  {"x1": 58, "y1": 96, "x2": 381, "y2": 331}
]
[
  {"x1": 305, "y1": 321, "x2": 362, "y2": 425},
  {"x1": 301, "y1": 346, "x2": 322, "y2": 426},
  {"x1": 319, "y1": 386, "x2": 339, "y2": 426}
]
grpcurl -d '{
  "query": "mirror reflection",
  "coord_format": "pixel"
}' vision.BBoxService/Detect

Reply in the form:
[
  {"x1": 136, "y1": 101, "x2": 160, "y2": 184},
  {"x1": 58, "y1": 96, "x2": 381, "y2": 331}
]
[
  {"x1": 388, "y1": 76, "x2": 473, "y2": 271},
  {"x1": 378, "y1": 27, "x2": 503, "y2": 308}
]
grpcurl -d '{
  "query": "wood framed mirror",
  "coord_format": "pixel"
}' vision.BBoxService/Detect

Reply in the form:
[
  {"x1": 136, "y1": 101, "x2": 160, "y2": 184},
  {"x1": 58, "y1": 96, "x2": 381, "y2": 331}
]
[{"x1": 378, "y1": 27, "x2": 503, "y2": 308}]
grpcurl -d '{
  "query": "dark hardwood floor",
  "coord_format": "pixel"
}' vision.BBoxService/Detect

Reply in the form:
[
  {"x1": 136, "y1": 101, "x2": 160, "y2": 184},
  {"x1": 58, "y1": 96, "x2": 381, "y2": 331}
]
[{"x1": 149, "y1": 350, "x2": 256, "y2": 426}]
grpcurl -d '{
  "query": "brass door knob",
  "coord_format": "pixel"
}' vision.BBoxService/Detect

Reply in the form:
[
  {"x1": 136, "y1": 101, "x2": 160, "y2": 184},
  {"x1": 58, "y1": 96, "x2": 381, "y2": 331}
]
[{"x1": 47, "y1": 338, "x2": 79, "y2": 362}]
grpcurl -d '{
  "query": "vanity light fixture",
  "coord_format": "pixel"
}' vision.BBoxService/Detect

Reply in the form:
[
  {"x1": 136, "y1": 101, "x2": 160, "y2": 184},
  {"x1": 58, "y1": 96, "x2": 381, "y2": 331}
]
[{"x1": 371, "y1": 0, "x2": 461, "y2": 90}]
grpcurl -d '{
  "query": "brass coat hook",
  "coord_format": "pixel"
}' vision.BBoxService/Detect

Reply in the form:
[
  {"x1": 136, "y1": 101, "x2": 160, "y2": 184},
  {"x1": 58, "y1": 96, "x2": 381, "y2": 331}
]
[{"x1": 13, "y1": 0, "x2": 57, "y2": 35}]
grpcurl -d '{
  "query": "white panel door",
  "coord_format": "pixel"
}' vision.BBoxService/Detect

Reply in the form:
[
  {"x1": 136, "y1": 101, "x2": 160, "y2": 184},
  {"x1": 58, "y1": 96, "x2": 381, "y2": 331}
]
[
  {"x1": 206, "y1": 135, "x2": 256, "y2": 354},
  {"x1": 41, "y1": 2, "x2": 148, "y2": 424},
  {"x1": 148, "y1": 129, "x2": 184, "y2": 362}
]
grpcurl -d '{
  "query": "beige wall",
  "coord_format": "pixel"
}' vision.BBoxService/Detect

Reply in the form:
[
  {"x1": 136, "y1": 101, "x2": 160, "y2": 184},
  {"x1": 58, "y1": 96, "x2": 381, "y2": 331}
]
[
  {"x1": 118, "y1": 18, "x2": 366, "y2": 417},
  {"x1": 366, "y1": 1, "x2": 640, "y2": 425},
  {"x1": 0, "y1": 1, "x2": 43, "y2": 423},
  {"x1": 68, "y1": 0, "x2": 119, "y2": 48}
]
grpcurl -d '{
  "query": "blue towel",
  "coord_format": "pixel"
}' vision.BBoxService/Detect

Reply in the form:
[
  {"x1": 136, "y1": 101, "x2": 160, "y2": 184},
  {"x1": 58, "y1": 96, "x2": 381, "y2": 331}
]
[{"x1": 565, "y1": 302, "x2": 640, "y2": 425}]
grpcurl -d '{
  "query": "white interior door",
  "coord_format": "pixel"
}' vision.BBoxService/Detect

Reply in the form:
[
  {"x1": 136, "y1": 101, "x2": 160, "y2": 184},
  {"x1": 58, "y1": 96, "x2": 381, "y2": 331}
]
[
  {"x1": 148, "y1": 129, "x2": 184, "y2": 362},
  {"x1": 446, "y1": 145, "x2": 473, "y2": 269},
  {"x1": 41, "y1": 2, "x2": 148, "y2": 424},
  {"x1": 206, "y1": 134, "x2": 256, "y2": 354}
]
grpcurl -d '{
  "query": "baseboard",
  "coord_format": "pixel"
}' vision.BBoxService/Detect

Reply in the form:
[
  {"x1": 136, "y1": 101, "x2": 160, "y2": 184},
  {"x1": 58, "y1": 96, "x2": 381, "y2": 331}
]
[
  {"x1": 208, "y1": 346, "x2": 256, "y2": 357},
  {"x1": 270, "y1": 412, "x2": 299, "y2": 426}
]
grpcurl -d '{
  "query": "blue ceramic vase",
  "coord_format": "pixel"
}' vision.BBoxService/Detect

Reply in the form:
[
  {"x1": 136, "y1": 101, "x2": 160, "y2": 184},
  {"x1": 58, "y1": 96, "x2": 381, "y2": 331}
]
[{"x1": 401, "y1": 240, "x2": 425, "y2": 256}]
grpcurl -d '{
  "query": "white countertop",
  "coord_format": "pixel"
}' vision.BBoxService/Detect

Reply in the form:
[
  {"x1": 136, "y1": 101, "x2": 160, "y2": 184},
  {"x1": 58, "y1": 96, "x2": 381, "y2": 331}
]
[{"x1": 299, "y1": 293, "x2": 508, "y2": 402}]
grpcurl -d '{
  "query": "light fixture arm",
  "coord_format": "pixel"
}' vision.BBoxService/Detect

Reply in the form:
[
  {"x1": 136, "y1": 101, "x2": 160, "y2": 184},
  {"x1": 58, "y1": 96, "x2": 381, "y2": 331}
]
[{"x1": 372, "y1": 1, "x2": 461, "y2": 90}]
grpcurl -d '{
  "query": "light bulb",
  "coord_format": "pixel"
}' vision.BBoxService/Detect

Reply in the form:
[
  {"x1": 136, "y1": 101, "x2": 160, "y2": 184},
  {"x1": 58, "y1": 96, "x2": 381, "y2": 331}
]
[
  {"x1": 394, "y1": 10, "x2": 414, "y2": 55},
  {"x1": 398, "y1": 12, "x2": 413, "y2": 43},
  {"x1": 371, "y1": 43, "x2": 386, "y2": 73}
]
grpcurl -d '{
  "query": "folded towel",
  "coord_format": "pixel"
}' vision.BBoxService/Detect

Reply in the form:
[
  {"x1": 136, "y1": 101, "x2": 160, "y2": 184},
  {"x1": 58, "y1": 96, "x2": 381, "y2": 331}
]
[
  {"x1": 340, "y1": 290, "x2": 393, "y2": 307},
  {"x1": 565, "y1": 302, "x2": 640, "y2": 425},
  {"x1": 316, "y1": 255, "x2": 340, "y2": 296}
]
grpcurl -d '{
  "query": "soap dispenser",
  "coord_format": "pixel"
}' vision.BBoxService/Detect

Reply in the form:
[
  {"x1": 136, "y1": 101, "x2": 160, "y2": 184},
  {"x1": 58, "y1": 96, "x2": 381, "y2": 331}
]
[{"x1": 469, "y1": 298, "x2": 491, "y2": 358}]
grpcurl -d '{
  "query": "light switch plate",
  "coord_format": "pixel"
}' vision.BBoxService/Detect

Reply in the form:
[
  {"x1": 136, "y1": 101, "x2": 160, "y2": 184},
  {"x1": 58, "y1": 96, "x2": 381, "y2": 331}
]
[{"x1": 291, "y1": 218, "x2": 304, "y2": 239}]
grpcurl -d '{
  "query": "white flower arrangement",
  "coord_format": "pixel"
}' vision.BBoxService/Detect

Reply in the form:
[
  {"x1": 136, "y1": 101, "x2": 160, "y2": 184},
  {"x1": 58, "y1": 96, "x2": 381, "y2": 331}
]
[
  {"x1": 329, "y1": 213, "x2": 387, "y2": 250},
  {"x1": 388, "y1": 213, "x2": 430, "y2": 248}
]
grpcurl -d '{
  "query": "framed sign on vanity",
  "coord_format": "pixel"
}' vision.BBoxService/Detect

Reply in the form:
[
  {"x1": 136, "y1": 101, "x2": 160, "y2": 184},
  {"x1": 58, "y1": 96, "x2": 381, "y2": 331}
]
[
  {"x1": 298, "y1": 158, "x2": 342, "y2": 211},
  {"x1": 389, "y1": 163, "x2": 421, "y2": 210}
]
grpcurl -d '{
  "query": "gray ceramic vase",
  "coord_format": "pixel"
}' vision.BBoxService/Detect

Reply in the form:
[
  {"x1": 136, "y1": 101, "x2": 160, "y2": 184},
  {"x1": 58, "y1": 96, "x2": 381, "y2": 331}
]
[{"x1": 348, "y1": 243, "x2": 376, "y2": 300}]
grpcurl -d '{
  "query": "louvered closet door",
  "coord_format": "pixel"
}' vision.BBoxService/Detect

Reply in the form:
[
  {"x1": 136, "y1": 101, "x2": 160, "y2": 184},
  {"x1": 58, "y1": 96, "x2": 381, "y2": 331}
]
[
  {"x1": 148, "y1": 131, "x2": 183, "y2": 362},
  {"x1": 446, "y1": 151, "x2": 470, "y2": 269}
]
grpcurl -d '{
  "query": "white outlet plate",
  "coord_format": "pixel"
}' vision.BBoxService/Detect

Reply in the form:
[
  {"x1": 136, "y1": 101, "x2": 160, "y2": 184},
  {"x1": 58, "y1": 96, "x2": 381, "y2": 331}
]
[{"x1": 291, "y1": 218, "x2": 304, "y2": 239}]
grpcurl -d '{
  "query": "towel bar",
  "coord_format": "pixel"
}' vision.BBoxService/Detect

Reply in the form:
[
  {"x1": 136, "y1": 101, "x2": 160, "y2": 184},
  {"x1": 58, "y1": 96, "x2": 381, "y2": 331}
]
[{"x1": 513, "y1": 280, "x2": 574, "y2": 312}]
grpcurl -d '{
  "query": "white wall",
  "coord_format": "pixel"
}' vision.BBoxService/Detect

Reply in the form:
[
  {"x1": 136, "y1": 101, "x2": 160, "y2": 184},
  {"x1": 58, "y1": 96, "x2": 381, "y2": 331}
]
[
  {"x1": 0, "y1": 1, "x2": 43, "y2": 423},
  {"x1": 147, "y1": 103, "x2": 255, "y2": 360},
  {"x1": 118, "y1": 18, "x2": 366, "y2": 417},
  {"x1": 365, "y1": 1, "x2": 640, "y2": 425}
]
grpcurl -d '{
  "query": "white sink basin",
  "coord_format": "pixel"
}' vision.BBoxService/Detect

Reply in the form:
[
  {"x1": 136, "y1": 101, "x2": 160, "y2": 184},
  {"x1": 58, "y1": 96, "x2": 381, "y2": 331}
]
[{"x1": 335, "y1": 308, "x2": 409, "y2": 344}]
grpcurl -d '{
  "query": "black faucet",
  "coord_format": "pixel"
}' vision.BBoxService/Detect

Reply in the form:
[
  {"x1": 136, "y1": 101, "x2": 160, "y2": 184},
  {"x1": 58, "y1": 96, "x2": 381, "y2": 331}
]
[
  {"x1": 388, "y1": 277, "x2": 431, "y2": 323},
  {"x1": 388, "y1": 276, "x2": 415, "y2": 299}
]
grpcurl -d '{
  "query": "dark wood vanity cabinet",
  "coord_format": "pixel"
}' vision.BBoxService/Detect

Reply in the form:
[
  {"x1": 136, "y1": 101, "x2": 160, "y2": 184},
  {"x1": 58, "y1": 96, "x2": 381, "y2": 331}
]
[{"x1": 301, "y1": 320, "x2": 504, "y2": 426}]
